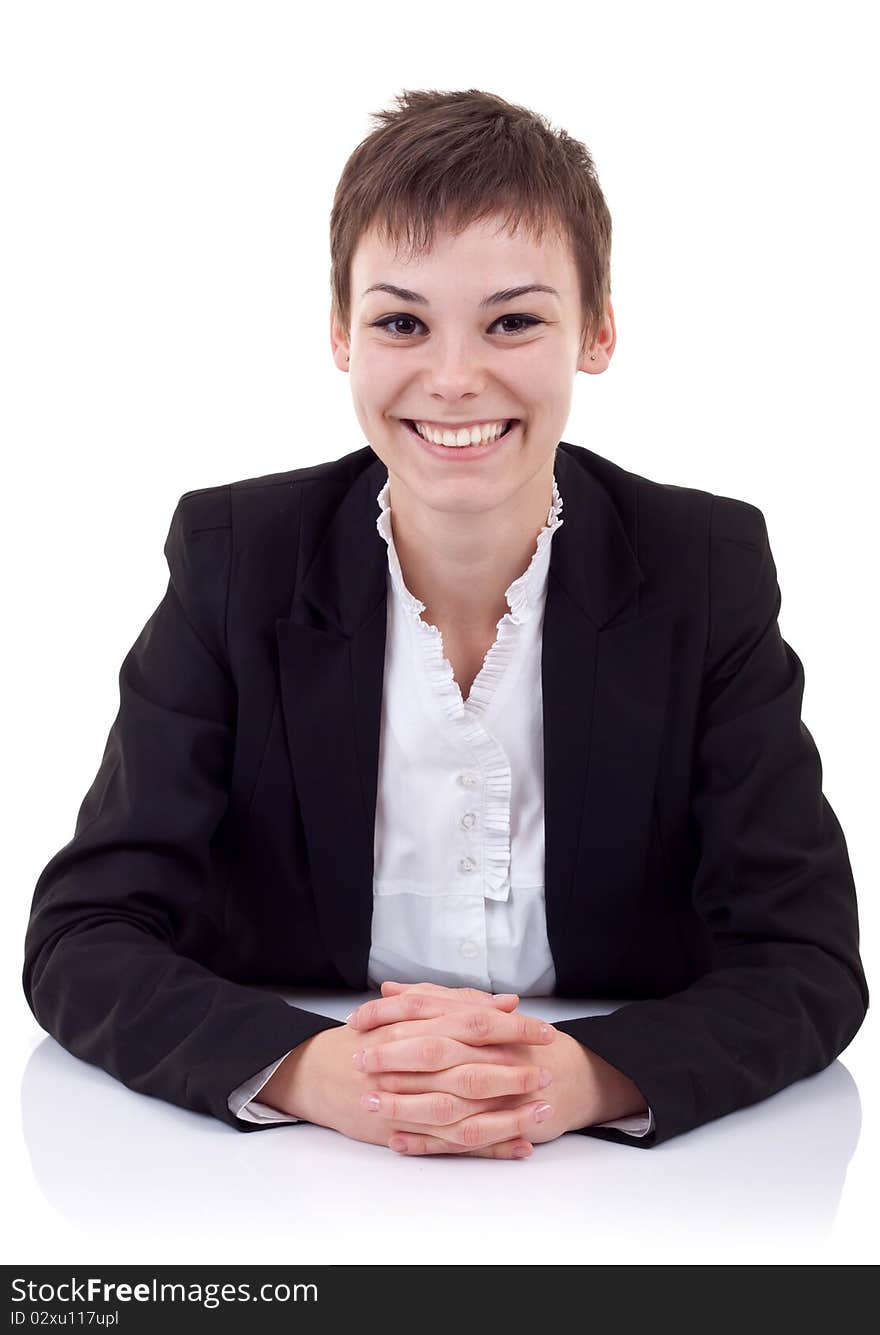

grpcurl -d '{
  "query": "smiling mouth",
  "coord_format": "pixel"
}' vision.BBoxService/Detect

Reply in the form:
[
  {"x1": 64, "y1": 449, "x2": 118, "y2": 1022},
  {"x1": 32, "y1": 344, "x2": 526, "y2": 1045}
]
[{"x1": 401, "y1": 419, "x2": 519, "y2": 445}]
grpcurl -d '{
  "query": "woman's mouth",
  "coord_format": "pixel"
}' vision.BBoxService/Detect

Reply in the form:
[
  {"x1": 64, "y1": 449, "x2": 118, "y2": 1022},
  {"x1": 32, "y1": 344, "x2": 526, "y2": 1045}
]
[{"x1": 400, "y1": 418, "x2": 520, "y2": 461}]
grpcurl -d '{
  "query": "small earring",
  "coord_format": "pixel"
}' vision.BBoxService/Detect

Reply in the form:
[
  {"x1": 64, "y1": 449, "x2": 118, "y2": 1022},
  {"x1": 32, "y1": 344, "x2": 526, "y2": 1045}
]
[{"x1": 589, "y1": 353, "x2": 597, "y2": 361}]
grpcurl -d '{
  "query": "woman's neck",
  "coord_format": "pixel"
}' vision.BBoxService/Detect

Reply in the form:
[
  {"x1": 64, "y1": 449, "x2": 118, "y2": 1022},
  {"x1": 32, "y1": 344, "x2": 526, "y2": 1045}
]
[{"x1": 386, "y1": 465, "x2": 555, "y2": 629}]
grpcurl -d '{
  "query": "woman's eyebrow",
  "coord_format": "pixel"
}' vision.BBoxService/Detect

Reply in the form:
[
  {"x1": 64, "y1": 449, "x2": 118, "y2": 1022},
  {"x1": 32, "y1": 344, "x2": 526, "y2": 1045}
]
[{"x1": 361, "y1": 282, "x2": 561, "y2": 307}]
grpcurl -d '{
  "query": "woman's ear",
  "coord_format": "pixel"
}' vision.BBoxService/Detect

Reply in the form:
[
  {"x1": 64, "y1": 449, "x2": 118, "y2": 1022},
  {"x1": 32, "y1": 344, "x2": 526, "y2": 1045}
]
[
  {"x1": 330, "y1": 308, "x2": 351, "y2": 372},
  {"x1": 578, "y1": 301, "x2": 616, "y2": 375}
]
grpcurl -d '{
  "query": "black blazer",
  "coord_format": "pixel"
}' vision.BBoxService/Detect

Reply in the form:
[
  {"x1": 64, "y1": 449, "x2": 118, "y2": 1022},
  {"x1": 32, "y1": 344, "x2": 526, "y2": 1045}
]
[{"x1": 22, "y1": 441, "x2": 869, "y2": 1148}]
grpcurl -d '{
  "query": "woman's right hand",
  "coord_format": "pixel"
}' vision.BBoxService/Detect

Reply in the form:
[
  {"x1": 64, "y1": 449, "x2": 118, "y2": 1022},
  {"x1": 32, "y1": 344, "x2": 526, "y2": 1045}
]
[{"x1": 259, "y1": 1001, "x2": 545, "y2": 1159}]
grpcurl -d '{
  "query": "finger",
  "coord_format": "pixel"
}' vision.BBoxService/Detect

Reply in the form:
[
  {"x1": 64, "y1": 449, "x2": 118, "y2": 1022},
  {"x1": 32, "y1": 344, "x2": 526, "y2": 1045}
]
[
  {"x1": 375, "y1": 1062, "x2": 553, "y2": 1099},
  {"x1": 348, "y1": 990, "x2": 436, "y2": 1030},
  {"x1": 379, "y1": 981, "x2": 520, "y2": 1008},
  {"x1": 394, "y1": 1101, "x2": 554, "y2": 1151},
  {"x1": 388, "y1": 1132, "x2": 534, "y2": 1159},
  {"x1": 463, "y1": 1141, "x2": 534, "y2": 1159},
  {"x1": 379, "y1": 981, "x2": 520, "y2": 1010},
  {"x1": 361, "y1": 1088, "x2": 520, "y2": 1126},
  {"x1": 378, "y1": 1091, "x2": 530, "y2": 1119},
  {"x1": 356, "y1": 1035, "x2": 511, "y2": 1075},
  {"x1": 369, "y1": 1007, "x2": 555, "y2": 1049},
  {"x1": 350, "y1": 990, "x2": 519, "y2": 1032}
]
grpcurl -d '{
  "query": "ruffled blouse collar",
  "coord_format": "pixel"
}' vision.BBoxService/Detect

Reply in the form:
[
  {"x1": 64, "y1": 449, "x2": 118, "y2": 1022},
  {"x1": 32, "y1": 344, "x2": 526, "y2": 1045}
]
[{"x1": 375, "y1": 471, "x2": 564, "y2": 626}]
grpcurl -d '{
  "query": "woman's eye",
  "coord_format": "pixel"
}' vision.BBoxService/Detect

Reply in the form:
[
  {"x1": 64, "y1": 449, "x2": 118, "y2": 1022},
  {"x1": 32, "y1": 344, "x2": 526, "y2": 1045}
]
[
  {"x1": 371, "y1": 314, "x2": 544, "y2": 339},
  {"x1": 495, "y1": 315, "x2": 544, "y2": 335},
  {"x1": 375, "y1": 315, "x2": 423, "y2": 337}
]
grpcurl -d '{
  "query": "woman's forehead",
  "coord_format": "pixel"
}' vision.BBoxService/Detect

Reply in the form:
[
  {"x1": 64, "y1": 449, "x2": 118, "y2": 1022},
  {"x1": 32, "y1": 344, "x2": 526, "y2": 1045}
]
[{"x1": 352, "y1": 217, "x2": 575, "y2": 293}]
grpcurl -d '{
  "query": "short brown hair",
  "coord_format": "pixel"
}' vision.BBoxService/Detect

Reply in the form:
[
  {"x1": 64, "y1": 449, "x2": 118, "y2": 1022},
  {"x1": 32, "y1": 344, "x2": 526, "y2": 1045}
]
[{"x1": 330, "y1": 88, "x2": 612, "y2": 357}]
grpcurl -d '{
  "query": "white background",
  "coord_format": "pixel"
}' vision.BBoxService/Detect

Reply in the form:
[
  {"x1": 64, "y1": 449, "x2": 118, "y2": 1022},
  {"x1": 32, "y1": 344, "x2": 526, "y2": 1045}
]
[{"x1": 2, "y1": 0, "x2": 876, "y2": 1265}]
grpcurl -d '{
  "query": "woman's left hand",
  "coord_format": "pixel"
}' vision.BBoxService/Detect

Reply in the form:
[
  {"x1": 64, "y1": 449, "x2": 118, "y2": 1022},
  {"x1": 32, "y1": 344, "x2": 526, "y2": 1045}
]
[{"x1": 347, "y1": 982, "x2": 600, "y2": 1157}]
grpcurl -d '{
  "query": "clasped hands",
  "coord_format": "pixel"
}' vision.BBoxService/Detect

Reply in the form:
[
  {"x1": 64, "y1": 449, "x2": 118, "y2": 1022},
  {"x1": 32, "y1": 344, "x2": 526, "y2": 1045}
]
[{"x1": 272, "y1": 980, "x2": 604, "y2": 1160}]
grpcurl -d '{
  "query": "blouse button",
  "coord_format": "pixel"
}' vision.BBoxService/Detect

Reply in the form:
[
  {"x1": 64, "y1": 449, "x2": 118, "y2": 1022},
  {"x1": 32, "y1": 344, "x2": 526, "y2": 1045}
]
[
  {"x1": 458, "y1": 771, "x2": 480, "y2": 787},
  {"x1": 458, "y1": 856, "x2": 478, "y2": 873},
  {"x1": 460, "y1": 812, "x2": 477, "y2": 830},
  {"x1": 458, "y1": 940, "x2": 480, "y2": 959}
]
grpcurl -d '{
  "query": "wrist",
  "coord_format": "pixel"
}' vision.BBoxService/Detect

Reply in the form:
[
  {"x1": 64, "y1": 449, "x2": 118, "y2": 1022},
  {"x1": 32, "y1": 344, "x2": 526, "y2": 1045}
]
[
  {"x1": 557, "y1": 1033, "x2": 648, "y2": 1131},
  {"x1": 257, "y1": 1032, "x2": 327, "y2": 1119},
  {"x1": 584, "y1": 1046, "x2": 648, "y2": 1126}
]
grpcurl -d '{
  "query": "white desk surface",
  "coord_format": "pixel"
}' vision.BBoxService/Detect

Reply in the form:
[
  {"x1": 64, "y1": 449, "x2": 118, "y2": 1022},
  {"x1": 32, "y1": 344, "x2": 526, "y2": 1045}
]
[{"x1": 10, "y1": 989, "x2": 876, "y2": 1266}]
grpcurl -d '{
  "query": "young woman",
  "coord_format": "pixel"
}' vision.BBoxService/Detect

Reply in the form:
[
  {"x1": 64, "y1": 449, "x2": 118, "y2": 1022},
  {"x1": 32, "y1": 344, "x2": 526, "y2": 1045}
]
[{"x1": 22, "y1": 88, "x2": 868, "y2": 1160}]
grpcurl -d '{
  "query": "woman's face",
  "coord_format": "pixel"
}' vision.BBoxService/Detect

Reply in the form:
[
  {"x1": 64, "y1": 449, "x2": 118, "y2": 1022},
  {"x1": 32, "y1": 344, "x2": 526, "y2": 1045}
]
[{"x1": 332, "y1": 212, "x2": 614, "y2": 518}]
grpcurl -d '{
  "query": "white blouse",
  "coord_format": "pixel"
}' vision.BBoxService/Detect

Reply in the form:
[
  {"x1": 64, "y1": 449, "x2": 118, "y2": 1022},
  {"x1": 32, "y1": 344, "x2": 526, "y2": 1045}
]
[{"x1": 229, "y1": 469, "x2": 654, "y2": 1139}]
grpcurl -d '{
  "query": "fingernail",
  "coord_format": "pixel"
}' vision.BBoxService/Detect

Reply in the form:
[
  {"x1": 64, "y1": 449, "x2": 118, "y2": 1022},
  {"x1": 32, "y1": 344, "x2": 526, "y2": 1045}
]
[
  {"x1": 538, "y1": 1068, "x2": 552, "y2": 1088},
  {"x1": 352, "y1": 1050, "x2": 366, "y2": 1070},
  {"x1": 360, "y1": 1094, "x2": 381, "y2": 1111},
  {"x1": 534, "y1": 1103, "x2": 553, "y2": 1123},
  {"x1": 344, "y1": 1011, "x2": 355, "y2": 1023},
  {"x1": 496, "y1": 993, "x2": 518, "y2": 1002},
  {"x1": 512, "y1": 1144, "x2": 532, "y2": 1158},
  {"x1": 539, "y1": 1023, "x2": 552, "y2": 1040}
]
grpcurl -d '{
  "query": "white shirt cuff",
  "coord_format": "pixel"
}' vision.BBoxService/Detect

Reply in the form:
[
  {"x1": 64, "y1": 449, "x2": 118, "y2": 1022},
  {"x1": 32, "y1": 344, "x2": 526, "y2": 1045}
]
[
  {"x1": 227, "y1": 1052, "x2": 300, "y2": 1124},
  {"x1": 594, "y1": 1106, "x2": 655, "y2": 1137}
]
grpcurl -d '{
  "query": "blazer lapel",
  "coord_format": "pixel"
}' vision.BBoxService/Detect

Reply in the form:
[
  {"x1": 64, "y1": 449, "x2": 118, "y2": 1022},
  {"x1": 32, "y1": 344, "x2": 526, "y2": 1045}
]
[
  {"x1": 276, "y1": 444, "x2": 673, "y2": 992},
  {"x1": 543, "y1": 447, "x2": 674, "y2": 993},
  {"x1": 276, "y1": 454, "x2": 389, "y2": 989}
]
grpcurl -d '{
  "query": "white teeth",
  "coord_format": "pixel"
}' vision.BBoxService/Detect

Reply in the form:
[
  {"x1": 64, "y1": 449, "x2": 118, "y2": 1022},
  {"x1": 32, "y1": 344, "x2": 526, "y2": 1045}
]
[{"x1": 412, "y1": 420, "x2": 510, "y2": 446}]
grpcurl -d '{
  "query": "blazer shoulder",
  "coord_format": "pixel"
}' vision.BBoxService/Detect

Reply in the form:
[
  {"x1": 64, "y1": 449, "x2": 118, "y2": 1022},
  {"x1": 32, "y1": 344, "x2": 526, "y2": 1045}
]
[
  {"x1": 561, "y1": 441, "x2": 768, "y2": 551},
  {"x1": 169, "y1": 444, "x2": 378, "y2": 538},
  {"x1": 640, "y1": 476, "x2": 772, "y2": 609},
  {"x1": 706, "y1": 490, "x2": 768, "y2": 550},
  {"x1": 643, "y1": 476, "x2": 768, "y2": 554},
  {"x1": 622, "y1": 460, "x2": 766, "y2": 542},
  {"x1": 172, "y1": 481, "x2": 232, "y2": 534}
]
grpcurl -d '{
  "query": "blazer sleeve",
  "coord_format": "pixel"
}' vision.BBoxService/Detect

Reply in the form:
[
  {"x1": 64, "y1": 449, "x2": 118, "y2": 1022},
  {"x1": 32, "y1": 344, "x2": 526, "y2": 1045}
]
[
  {"x1": 553, "y1": 493, "x2": 869, "y2": 1148},
  {"x1": 21, "y1": 488, "x2": 344, "y2": 1132}
]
